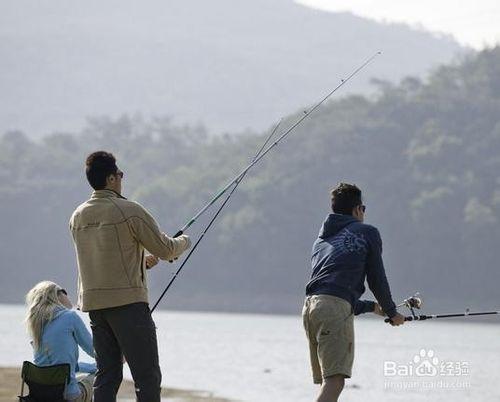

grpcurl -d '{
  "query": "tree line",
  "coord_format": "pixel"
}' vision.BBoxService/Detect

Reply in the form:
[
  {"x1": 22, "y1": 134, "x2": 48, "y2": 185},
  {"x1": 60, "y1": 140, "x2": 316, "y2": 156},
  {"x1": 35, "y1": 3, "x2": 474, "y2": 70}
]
[{"x1": 1, "y1": 47, "x2": 499, "y2": 314}]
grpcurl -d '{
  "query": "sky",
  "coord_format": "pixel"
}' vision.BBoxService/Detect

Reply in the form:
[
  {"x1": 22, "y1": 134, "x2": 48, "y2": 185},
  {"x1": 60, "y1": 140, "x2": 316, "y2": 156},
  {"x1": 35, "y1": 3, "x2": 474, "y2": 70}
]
[{"x1": 296, "y1": 0, "x2": 500, "y2": 49}]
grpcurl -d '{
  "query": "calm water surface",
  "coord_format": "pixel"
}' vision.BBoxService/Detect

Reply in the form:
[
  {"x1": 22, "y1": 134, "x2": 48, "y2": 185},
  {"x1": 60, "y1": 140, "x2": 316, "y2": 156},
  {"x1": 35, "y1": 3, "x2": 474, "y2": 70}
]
[{"x1": 1, "y1": 304, "x2": 499, "y2": 401}]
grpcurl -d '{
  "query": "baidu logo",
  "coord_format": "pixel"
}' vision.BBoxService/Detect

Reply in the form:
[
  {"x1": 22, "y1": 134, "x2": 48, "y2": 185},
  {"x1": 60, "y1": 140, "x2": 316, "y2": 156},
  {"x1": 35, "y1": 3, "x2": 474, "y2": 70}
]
[
  {"x1": 383, "y1": 348, "x2": 471, "y2": 391},
  {"x1": 413, "y1": 349, "x2": 439, "y2": 376}
]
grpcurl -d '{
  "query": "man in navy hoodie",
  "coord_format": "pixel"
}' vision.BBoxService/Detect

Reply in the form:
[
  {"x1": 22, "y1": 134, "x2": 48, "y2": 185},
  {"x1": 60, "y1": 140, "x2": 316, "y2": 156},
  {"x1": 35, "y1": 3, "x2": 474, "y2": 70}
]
[{"x1": 303, "y1": 183, "x2": 404, "y2": 402}]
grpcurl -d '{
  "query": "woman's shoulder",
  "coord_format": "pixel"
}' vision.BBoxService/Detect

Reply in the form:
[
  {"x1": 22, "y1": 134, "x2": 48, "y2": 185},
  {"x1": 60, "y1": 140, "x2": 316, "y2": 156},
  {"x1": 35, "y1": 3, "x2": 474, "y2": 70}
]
[{"x1": 53, "y1": 308, "x2": 82, "y2": 324}]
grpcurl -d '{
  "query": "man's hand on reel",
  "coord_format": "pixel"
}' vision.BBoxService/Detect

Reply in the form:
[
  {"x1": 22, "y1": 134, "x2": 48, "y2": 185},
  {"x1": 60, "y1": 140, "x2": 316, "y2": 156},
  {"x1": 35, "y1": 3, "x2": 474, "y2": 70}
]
[
  {"x1": 388, "y1": 312, "x2": 405, "y2": 326},
  {"x1": 374, "y1": 302, "x2": 405, "y2": 326}
]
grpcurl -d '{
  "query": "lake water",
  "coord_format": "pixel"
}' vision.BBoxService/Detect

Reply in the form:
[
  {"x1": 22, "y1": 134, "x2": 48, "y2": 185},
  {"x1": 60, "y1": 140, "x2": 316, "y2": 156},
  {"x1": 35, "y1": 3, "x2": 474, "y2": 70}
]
[{"x1": 1, "y1": 304, "x2": 499, "y2": 401}]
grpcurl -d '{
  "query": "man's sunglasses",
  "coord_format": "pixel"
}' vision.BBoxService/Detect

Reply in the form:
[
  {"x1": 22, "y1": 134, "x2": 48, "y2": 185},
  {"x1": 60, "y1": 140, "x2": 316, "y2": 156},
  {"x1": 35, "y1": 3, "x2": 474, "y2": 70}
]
[
  {"x1": 115, "y1": 171, "x2": 124, "y2": 179},
  {"x1": 57, "y1": 288, "x2": 68, "y2": 296},
  {"x1": 360, "y1": 205, "x2": 366, "y2": 213}
]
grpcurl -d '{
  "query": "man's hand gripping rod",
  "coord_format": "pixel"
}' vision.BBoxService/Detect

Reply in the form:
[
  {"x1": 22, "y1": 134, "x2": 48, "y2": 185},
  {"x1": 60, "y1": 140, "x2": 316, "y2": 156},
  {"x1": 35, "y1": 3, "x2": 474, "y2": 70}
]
[{"x1": 384, "y1": 292, "x2": 499, "y2": 322}]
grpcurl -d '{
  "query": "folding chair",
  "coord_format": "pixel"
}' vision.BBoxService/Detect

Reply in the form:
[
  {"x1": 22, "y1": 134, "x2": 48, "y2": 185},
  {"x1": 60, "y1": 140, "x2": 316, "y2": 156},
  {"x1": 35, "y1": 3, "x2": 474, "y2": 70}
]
[{"x1": 18, "y1": 361, "x2": 70, "y2": 402}]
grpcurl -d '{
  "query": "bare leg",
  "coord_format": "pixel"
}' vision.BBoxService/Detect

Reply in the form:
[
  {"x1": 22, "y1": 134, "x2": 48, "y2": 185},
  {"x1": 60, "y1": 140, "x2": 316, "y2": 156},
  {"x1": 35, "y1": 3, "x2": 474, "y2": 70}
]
[{"x1": 316, "y1": 375, "x2": 345, "y2": 402}]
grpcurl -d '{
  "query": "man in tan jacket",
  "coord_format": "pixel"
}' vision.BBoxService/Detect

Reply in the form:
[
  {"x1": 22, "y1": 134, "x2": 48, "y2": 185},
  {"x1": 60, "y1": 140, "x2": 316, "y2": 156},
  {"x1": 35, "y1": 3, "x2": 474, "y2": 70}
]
[{"x1": 70, "y1": 151, "x2": 190, "y2": 402}]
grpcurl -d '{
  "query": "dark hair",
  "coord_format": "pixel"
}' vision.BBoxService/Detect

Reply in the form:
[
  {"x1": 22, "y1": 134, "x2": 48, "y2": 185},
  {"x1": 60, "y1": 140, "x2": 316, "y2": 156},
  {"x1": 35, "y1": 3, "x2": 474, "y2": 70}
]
[
  {"x1": 331, "y1": 183, "x2": 362, "y2": 215},
  {"x1": 85, "y1": 151, "x2": 118, "y2": 190}
]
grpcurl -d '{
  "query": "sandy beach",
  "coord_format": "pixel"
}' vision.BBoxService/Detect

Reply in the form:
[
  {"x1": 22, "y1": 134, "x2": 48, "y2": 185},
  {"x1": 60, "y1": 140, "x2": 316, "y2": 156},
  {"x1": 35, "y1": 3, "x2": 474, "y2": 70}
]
[{"x1": 0, "y1": 367, "x2": 231, "y2": 402}]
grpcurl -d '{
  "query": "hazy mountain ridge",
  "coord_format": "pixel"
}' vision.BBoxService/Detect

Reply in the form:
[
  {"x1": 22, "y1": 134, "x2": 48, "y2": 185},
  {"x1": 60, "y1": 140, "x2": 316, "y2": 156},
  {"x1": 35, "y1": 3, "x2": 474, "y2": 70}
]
[
  {"x1": 1, "y1": 47, "x2": 499, "y2": 315},
  {"x1": 0, "y1": 0, "x2": 465, "y2": 137}
]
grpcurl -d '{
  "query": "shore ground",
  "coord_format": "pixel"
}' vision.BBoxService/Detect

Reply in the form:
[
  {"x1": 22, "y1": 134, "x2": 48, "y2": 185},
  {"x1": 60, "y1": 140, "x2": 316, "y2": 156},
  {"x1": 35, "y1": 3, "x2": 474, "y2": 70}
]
[{"x1": 0, "y1": 367, "x2": 232, "y2": 402}]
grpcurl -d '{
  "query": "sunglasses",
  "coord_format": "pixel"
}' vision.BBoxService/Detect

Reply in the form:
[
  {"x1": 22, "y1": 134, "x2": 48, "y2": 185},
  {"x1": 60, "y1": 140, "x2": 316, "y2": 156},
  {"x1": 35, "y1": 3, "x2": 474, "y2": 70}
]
[
  {"x1": 57, "y1": 288, "x2": 68, "y2": 296},
  {"x1": 360, "y1": 205, "x2": 366, "y2": 213},
  {"x1": 116, "y1": 170, "x2": 124, "y2": 179}
]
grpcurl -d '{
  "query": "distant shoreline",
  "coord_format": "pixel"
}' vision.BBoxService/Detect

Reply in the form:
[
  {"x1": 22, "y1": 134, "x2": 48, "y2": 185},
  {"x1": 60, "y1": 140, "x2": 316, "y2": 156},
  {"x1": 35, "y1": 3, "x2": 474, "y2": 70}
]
[
  {"x1": 0, "y1": 367, "x2": 232, "y2": 402},
  {"x1": 1, "y1": 303, "x2": 499, "y2": 324}
]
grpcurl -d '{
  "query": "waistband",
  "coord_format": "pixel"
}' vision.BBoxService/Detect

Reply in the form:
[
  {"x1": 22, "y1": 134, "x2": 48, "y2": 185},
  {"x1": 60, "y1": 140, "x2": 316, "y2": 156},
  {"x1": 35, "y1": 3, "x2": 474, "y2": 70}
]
[{"x1": 304, "y1": 294, "x2": 352, "y2": 308}]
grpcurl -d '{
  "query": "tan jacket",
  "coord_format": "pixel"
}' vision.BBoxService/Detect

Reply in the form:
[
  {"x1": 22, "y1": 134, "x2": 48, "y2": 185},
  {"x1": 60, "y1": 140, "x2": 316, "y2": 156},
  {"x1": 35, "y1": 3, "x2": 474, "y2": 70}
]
[{"x1": 69, "y1": 189, "x2": 190, "y2": 311}]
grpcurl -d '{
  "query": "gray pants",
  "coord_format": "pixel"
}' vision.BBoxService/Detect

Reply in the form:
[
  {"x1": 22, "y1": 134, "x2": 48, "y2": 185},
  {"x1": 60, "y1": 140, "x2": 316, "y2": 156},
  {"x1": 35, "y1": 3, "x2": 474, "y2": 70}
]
[{"x1": 89, "y1": 302, "x2": 161, "y2": 402}]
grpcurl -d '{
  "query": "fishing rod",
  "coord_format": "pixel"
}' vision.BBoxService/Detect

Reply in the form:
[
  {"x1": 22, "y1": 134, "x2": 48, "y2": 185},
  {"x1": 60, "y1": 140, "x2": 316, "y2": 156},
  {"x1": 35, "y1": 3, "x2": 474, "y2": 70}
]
[
  {"x1": 386, "y1": 311, "x2": 500, "y2": 322},
  {"x1": 384, "y1": 292, "x2": 499, "y2": 323},
  {"x1": 150, "y1": 119, "x2": 282, "y2": 312},
  {"x1": 171, "y1": 51, "x2": 382, "y2": 238},
  {"x1": 152, "y1": 52, "x2": 382, "y2": 310}
]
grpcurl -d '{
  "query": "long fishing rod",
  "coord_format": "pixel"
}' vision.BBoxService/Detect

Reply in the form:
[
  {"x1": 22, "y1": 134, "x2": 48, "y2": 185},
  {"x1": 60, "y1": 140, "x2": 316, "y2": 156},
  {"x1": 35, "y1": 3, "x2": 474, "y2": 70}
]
[
  {"x1": 152, "y1": 52, "x2": 381, "y2": 310},
  {"x1": 385, "y1": 311, "x2": 500, "y2": 323},
  {"x1": 171, "y1": 51, "x2": 382, "y2": 238},
  {"x1": 151, "y1": 119, "x2": 282, "y2": 312},
  {"x1": 384, "y1": 292, "x2": 499, "y2": 323}
]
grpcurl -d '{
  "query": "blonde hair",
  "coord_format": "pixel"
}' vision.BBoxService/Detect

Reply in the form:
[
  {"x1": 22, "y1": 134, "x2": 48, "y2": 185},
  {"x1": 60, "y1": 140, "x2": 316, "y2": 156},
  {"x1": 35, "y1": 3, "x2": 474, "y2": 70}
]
[{"x1": 25, "y1": 281, "x2": 65, "y2": 351}]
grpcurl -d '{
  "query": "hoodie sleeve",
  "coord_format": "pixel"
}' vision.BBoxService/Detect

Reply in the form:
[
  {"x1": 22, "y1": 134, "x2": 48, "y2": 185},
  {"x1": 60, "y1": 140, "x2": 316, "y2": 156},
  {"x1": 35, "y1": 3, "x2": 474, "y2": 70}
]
[
  {"x1": 71, "y1": 312, "x2": 94, "y2": 358},
  {"x1": 128, "y1": 203, "x2": 191, "y2": 260},
  {"x1": 365, "y1": 227, "x2": 397, "y2": 318},
  {"x1": 78, "y1": 362, "x2": 97, "y2": 373},
  {"x1": 354, "y1": 299, "x2": 375, "y2": 315}
]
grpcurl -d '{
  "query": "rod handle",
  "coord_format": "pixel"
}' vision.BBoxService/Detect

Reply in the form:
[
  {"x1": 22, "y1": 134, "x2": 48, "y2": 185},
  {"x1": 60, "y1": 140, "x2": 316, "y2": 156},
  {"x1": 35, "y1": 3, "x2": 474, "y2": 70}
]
[
  {"x1": 384, "y1": 316, "x2": 413, "y2": 323},
  {"x1": 384, "y1": 315, "x2": 427, "y2": 323}
]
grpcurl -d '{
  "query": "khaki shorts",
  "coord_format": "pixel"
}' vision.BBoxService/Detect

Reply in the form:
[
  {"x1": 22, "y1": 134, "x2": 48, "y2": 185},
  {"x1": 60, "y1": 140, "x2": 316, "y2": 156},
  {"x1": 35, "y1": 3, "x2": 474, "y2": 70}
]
[{"x1": 302, "y1": 294, "x2": 354, "y2": 383}]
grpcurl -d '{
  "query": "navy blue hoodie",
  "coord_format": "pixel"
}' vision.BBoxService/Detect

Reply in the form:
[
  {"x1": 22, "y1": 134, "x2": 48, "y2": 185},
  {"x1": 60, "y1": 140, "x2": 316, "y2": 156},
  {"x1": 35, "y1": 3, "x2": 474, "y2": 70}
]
[{"x1": 306, "y1": 214, "x2": 397, "y2": 318}]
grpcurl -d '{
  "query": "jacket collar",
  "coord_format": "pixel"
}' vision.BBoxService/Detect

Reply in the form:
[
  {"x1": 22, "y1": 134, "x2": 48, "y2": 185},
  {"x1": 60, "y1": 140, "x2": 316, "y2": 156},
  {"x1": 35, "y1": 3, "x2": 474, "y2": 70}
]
[
  {"x1": 91, "y1": 189, "x2": 127, "y2": 200},
  {"x1": 319, "y1": 213, "x2": 358, "y2": 239}
]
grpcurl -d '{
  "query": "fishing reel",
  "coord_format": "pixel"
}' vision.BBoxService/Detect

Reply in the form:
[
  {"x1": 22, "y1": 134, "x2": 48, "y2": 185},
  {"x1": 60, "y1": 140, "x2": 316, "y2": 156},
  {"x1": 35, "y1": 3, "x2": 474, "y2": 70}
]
[
  {"x1": 397, "y1": 292, "x2": 423, "y2": 319},
  {"x1": 387, "y1": 292, "x2": 497, "y2": 323}
]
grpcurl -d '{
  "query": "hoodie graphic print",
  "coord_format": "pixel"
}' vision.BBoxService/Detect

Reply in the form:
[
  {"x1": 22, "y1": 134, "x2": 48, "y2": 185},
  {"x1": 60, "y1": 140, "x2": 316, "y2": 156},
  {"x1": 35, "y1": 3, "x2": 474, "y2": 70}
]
[{"x1": 306, "y1": 214, "x2": 397, "y2": 318}]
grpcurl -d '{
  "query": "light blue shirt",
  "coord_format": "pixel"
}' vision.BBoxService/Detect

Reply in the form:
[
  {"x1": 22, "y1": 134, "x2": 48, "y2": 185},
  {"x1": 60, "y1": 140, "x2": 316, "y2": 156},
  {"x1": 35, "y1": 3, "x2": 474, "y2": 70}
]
[{"x1": 33, "y1": 307, "x2": 96, "y2": 400}]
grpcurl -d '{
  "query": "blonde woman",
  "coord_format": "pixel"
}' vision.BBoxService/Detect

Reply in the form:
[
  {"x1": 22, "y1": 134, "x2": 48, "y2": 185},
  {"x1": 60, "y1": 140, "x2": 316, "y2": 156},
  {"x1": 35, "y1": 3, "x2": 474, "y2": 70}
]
[{"x1": 25, "y1": 281, "x2": 96, "y2": 401}]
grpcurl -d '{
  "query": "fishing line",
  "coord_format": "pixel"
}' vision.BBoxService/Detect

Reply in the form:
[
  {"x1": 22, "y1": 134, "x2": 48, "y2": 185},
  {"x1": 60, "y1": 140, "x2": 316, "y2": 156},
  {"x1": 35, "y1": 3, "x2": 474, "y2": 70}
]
[
  {"x1": 151, "y1": 119, "x2": 282, "y2": 312},
  {"x1": 172, "y1": 51, "x2": 382, "y2": 238},
  {"x1": 152, "y1": 52, "x2": 382, "y2": 311}
]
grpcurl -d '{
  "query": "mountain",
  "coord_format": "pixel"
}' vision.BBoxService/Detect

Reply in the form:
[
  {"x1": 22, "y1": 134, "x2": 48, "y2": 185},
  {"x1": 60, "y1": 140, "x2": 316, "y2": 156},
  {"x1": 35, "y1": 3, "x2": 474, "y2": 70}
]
[
  {"x1": 0, "y1": 0, "x2": 465, "y2": 137},
  {"x1": 1, "y1": 47, "x2": 500, "y2": 316}
]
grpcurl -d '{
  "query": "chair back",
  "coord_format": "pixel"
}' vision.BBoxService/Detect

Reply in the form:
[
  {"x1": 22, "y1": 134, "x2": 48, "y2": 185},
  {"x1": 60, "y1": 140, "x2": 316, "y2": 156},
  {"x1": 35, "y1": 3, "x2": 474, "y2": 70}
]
[{"x1": 19, "y1": 361, "x2": 70, "y2": 402}]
